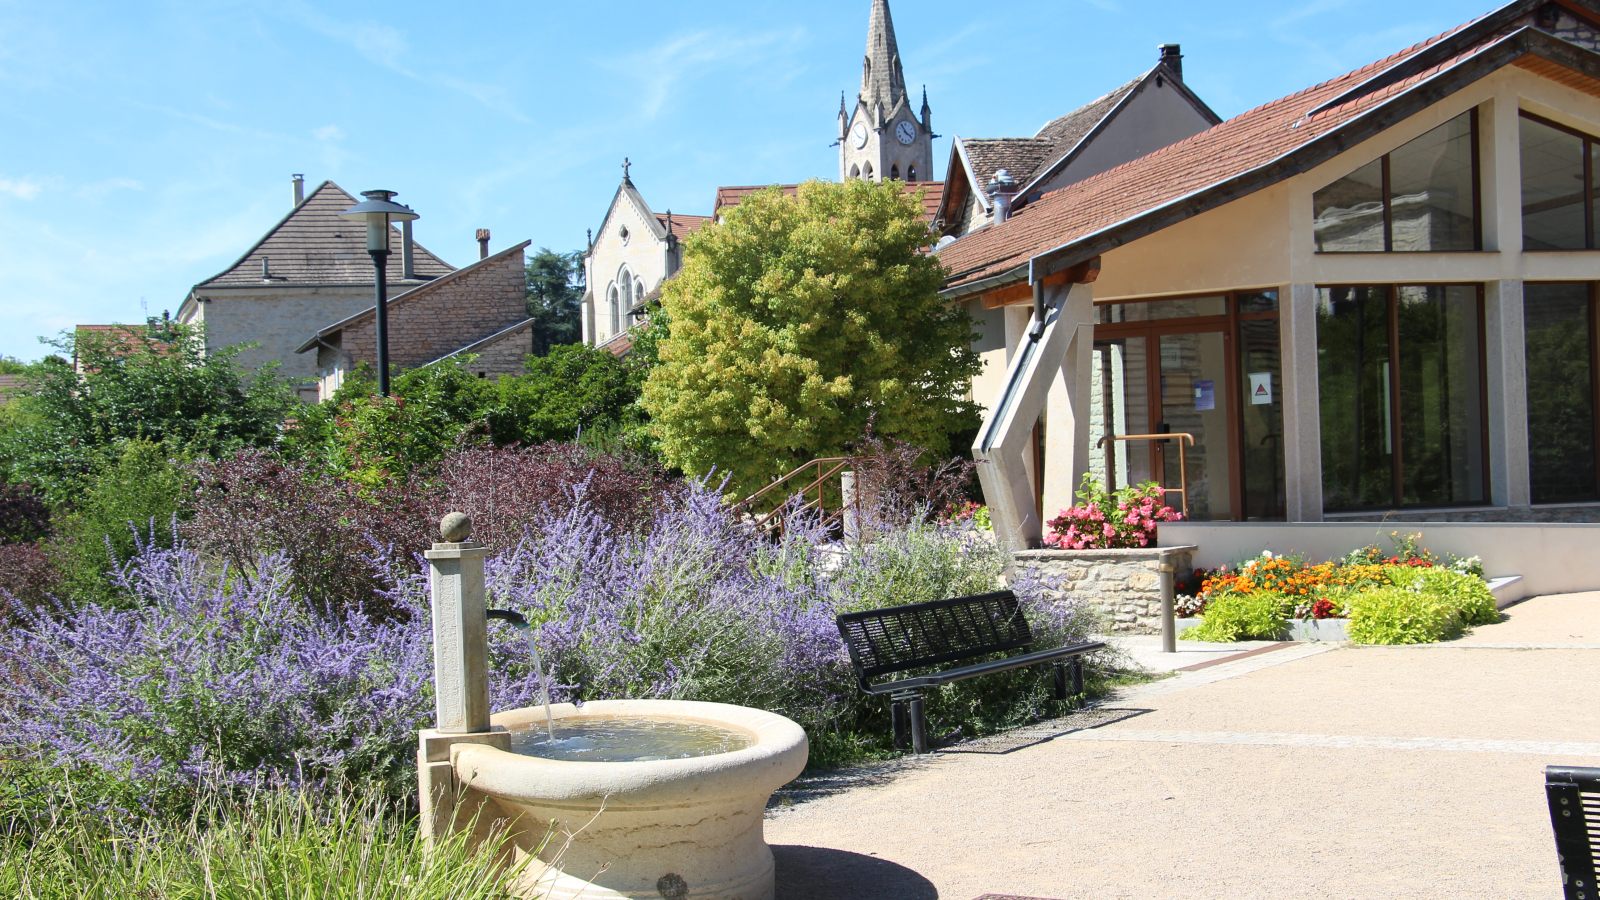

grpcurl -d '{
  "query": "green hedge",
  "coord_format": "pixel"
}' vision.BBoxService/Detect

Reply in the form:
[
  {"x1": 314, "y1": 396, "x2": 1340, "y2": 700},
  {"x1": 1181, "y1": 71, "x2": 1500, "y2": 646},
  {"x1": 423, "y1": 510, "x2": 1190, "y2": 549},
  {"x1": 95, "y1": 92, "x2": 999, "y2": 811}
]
[{"x1": 1181, "y1": 591, "x2": 1289, "y2": 642}]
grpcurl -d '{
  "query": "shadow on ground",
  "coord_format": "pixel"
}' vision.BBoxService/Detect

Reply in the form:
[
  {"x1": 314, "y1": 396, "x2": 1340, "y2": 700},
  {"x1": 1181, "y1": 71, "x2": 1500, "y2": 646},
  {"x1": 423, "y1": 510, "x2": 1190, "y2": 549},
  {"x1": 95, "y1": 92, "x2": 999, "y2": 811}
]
[{"x1": 774, "y1": 845, "x2": 937, "y2": 900}]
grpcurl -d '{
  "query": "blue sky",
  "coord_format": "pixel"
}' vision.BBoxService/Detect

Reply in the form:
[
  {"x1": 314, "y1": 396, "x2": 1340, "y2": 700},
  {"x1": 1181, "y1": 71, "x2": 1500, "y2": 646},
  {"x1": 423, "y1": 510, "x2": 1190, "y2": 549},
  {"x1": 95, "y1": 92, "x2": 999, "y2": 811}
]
[{"x1": 0, "y1": 0, "x2": 1489, "y2": 362}]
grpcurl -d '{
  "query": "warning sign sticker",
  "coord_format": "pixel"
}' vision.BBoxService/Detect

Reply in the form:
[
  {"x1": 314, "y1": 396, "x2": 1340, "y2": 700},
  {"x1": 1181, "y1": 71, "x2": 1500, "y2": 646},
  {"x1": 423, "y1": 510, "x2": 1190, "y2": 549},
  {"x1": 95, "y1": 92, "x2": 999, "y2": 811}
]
[{"x1": 1250, "y1": 372, "x2": 1273, "y2": 405}]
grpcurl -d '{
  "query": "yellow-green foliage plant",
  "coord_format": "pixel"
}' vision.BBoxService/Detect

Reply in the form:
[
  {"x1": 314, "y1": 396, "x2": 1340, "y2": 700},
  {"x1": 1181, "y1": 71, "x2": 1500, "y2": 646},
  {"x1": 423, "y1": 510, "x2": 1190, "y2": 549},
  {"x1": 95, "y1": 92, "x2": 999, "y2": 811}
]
[
  {"x1": 1397, "y1": 566, "x2": 1500, "y2": 626},
  {"x1": 641, "y1": 179, "x2": 983, "y2": 498},
  {"x1": 1181, "y1": 591, "x2": 1289, "y2": 642},
  {"x1": 1347, "y1": 587, "x2": 1464, "y2": 645}
]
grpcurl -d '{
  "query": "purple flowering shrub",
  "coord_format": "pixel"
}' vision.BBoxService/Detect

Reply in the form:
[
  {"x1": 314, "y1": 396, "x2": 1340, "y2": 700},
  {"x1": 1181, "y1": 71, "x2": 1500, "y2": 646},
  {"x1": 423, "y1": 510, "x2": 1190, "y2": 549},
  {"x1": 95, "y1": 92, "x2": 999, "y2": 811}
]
[{"x1": 1, "y1": 479, "x2": 1096, "y2": 815}]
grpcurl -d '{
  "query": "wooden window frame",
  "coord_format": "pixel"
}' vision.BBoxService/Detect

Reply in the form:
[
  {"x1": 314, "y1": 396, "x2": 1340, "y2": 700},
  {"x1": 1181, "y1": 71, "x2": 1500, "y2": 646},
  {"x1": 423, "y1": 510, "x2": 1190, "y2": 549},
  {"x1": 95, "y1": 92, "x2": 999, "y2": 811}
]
[
  {"x1": 1520, "y1": 110, "x2": 1600, "y2": 250},
  {"x1": 1317, "y1": 108, "x2": 1482, "y2": 254},
  {"x1": 1091, "y1": 289, "x2": 1283, "y2": 521}
]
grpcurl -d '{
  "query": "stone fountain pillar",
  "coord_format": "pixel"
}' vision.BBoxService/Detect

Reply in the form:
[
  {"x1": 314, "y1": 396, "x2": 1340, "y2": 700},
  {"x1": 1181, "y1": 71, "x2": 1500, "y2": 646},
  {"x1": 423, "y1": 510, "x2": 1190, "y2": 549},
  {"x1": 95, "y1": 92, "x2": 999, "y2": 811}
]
[{"x1": 417, "y1": 512, "x2": 511, "y2": 847}]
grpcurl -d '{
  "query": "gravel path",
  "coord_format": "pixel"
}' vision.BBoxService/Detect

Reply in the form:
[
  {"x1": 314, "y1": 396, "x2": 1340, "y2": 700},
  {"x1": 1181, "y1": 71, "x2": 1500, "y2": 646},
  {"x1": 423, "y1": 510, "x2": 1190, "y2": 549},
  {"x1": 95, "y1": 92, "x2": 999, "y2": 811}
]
[{"x1": 766, "y1": 593, "x2": 1600, "y2": 900}]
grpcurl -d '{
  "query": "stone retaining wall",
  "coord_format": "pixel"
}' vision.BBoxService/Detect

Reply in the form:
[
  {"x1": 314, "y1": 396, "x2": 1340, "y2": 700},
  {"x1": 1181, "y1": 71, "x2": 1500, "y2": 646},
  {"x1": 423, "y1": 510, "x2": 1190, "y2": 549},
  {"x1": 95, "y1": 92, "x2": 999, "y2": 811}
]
[{"x1": 1011, "y1": 546, "x2": 1195, "y2": 633}]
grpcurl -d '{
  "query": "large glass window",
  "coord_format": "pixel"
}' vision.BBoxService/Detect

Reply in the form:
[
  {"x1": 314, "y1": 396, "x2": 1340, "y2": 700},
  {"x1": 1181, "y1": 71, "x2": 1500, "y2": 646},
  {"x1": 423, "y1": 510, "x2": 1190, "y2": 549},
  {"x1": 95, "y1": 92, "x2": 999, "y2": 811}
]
[
  {"x1": 1520, "y1": 113, "x2": 1599, "y2": 250},
  {"x1": 1524, "y1": 283, "x2": 1599, "y2": 503},
  {"x1": 1317, "y1": 284, "x2": 1488, "y2": 511},
  {"x1": 1313, "y1": 110, "x2": 1480, "y2": 253}
]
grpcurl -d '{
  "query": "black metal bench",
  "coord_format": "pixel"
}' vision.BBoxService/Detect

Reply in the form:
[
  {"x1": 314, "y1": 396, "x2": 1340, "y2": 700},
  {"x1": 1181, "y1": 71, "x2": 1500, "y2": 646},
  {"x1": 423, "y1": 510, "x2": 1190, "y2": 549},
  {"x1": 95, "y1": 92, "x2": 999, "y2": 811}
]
[
  {"x1": 836, "y1": 590, "x2": 1105, "y2": 754},
  {"x1": 1547, "y1": 765, "x2": 1600, "y2": 899}
]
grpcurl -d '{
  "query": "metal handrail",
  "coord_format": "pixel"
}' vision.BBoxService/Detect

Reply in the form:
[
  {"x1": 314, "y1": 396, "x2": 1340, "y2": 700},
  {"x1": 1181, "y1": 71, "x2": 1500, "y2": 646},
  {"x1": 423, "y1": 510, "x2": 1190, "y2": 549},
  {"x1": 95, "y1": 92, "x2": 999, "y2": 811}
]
[
  {"x1": 1093, "y1": 432, "x2": 1196, "y2": 519},
  {"x1": 735, "y1": 457, "x2": 858, "y2": 535}
]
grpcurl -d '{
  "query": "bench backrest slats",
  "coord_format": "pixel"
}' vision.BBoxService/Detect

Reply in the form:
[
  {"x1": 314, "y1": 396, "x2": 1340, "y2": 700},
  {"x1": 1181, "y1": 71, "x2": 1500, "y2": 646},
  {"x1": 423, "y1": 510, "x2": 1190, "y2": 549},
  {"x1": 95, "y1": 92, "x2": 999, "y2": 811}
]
[
  {"x1": 837, "y1": 591, "x2": 1034, "y2": 679},
  {"x1": 1547, "y1": 766, "x2": 1600, "y2": 899}
]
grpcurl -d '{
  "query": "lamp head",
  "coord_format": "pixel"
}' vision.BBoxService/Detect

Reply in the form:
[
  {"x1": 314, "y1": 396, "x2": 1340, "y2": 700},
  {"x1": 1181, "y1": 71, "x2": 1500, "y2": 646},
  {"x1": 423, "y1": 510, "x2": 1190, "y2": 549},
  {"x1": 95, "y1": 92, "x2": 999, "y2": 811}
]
[{"x1": 340, "y1": 190, "x2": 419, "y2": 253}]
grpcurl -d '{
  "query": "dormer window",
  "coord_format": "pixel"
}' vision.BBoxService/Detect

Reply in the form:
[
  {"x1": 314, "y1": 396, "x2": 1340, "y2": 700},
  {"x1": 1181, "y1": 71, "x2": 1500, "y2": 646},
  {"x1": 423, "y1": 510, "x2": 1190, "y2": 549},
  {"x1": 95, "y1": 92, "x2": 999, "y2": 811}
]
[{"x1": 1312, "y1": 109, "x2": 1480, "y2": 253}]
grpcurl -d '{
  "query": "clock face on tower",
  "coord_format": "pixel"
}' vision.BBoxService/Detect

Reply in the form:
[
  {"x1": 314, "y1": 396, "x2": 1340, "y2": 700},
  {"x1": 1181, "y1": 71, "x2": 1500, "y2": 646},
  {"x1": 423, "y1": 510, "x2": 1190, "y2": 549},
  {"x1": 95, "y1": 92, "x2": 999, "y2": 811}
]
[
  {"x1": 852, "y1": 121, "x2": 869, "y2": 149},
  {"x1": 896, "y1": 120, "x2": 917, "y2": 145}
]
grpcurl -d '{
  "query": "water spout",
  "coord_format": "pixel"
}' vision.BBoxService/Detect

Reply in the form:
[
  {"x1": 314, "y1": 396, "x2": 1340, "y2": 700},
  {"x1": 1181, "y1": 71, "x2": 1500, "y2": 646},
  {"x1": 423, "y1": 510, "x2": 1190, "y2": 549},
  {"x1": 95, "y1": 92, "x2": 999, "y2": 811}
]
[{"x1": 487, "y1": 609, "x2": 556, "y2": 744}]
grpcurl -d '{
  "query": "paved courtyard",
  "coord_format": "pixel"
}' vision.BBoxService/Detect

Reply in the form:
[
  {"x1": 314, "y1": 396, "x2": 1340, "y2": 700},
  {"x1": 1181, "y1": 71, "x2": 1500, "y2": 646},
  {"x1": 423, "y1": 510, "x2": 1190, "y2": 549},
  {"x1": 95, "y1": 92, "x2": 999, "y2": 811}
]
[{"x1": 767, "y1": 592, "x2": 1600, "y2": 900}]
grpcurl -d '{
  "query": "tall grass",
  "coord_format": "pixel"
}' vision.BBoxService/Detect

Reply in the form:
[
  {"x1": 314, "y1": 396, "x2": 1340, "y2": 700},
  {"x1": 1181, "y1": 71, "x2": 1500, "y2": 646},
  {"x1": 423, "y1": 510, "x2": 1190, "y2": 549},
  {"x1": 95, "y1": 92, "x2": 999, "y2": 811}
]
[{"x1": 0, "y1": 781, "x2": 528, "y2": 900}]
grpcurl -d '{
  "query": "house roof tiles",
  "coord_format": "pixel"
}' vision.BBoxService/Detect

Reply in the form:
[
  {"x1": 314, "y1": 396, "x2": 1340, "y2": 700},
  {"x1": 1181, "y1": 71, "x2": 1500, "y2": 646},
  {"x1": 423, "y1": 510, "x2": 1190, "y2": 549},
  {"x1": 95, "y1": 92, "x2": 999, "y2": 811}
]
[
  {"x1": 936, "y1": 6, "x2": 1576, "y2": 293},
  {"x1": 195, "y1": 181, "x2": 453, "y2": 290}
]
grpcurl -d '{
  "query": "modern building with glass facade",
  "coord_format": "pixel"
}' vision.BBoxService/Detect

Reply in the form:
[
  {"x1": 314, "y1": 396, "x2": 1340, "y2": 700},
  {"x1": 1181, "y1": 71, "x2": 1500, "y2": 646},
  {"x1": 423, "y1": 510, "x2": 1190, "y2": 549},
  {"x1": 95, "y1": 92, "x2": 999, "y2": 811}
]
[{"x1": 937, "y1": 0, "x2": 1600, "y2": 552}]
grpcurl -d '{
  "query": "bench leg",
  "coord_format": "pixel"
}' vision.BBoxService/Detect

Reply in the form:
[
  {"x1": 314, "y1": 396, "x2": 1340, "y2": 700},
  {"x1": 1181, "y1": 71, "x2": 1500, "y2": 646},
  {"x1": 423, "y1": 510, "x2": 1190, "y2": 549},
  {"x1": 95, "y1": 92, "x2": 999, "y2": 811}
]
[
  {"x1": 908, "y1": 695, "x2": 927, "y2": 755},
  {"x1": 891, "y1": 698, "x2": 909, "y2": 751},
  {"x1": 1070, "y1": 657, "x2": 1085, "y2": 697},
  {"x1": 1052, "y1": 663, "x2": 1068, "y2": 701}
]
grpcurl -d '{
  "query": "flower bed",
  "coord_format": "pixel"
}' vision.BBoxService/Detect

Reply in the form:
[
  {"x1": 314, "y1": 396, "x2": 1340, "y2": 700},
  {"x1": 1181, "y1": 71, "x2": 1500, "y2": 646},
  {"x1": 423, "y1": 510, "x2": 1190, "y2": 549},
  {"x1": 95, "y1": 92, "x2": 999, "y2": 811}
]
[
  {"x1": 1044, "y1": 476, "x2": 1181, "y2": 549},
  {"x1": 1177, "y1": 534, "x2": 1494, "y2": 645}
]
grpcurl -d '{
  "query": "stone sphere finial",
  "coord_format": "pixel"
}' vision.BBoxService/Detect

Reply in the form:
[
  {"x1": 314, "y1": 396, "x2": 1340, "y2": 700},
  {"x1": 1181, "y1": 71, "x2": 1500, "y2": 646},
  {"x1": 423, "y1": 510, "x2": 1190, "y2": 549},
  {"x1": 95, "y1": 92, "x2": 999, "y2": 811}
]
[{"x1": 440, "y1": 512, "x2": 473, "y2": 543}]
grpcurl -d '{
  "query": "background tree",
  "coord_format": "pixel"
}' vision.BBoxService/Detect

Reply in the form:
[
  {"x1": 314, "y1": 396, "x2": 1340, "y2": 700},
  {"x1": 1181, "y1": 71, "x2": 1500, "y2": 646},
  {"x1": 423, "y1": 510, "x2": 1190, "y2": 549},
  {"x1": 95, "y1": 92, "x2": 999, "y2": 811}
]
[
  {"x1": 641, "y1": 179, "x2": 980, "y2": 497},
  {"x1": 525, "y1": 248, "x2": 584, "y2": 356},
  {"x1": 0, "y1": 324, "x2": 293, "y2": 502},
  {"x1": 0, "y1": 356, "x2": 27, "y2": 375}
]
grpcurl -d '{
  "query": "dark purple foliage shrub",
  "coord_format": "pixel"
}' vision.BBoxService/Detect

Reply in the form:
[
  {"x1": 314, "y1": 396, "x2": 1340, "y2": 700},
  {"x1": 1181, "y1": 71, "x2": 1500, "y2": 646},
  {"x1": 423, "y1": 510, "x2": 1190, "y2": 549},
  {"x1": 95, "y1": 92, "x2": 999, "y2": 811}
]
[
  {"x1": 0, "y1": 482, "x2": 51, "y2": 545},
  {"x1": 181, "y1": 450, "x2": 432, "y2": 619},
  {"x1": 846, "y1": 426, "x2": 979, "y2": 528},
  {"x1": 431, "y1": 443, "x2": 675, "y2": 550},
  {"x1": 0, "y1": 542, "x2": 55, "y2": 624}
]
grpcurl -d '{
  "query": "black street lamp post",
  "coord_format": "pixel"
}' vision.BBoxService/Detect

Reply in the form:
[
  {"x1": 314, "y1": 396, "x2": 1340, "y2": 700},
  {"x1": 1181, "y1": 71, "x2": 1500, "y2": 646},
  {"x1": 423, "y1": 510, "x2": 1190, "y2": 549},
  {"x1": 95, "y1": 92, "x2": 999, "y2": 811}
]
[{"x1": 340, "y1": 190, "x2": 419, "y2": 396}]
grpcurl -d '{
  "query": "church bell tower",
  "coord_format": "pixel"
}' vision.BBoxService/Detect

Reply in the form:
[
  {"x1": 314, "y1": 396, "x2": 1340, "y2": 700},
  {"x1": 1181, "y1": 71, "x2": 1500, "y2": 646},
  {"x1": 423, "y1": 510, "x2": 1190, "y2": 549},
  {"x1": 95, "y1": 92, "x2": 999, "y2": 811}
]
[{"x1": 838, "y1": 0, "x2": 933, "y2": 183}]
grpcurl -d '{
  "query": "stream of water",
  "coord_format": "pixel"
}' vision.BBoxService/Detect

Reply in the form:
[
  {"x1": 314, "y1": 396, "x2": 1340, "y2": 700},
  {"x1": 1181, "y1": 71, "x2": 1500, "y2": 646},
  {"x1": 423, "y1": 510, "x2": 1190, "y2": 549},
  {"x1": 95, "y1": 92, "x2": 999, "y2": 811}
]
[{"x1": 525, "y1": 632, "x2": 557, "y2": 744}]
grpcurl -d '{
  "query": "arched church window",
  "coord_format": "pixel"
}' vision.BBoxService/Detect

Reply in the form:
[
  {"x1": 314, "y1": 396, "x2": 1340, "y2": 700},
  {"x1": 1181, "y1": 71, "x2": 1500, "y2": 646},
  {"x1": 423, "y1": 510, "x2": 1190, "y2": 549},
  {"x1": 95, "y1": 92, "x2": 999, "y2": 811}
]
[
  {"x1": 864, "y1": 162, "x2": 874, "y2": 180},
  {"x1": 849, "y1": 164, "x2": 860, "y2": 180},
  {"x1": 908, "y1": 164, "x2": 917, "y2": 182},
  {"x1": 890, "y1": 164, "x2": 900, "y2": 180},
  {"x1": 608, "y1": 284, "x2": 621, "y2": 335}
]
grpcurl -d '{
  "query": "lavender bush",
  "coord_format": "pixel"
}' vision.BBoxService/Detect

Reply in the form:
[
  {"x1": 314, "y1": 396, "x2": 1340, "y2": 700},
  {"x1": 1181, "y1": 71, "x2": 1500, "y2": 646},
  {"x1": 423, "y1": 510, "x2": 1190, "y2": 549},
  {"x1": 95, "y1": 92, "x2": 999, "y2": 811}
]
[{"x1": 1, "y1": 478, "x2": 1096, "y2": 818}]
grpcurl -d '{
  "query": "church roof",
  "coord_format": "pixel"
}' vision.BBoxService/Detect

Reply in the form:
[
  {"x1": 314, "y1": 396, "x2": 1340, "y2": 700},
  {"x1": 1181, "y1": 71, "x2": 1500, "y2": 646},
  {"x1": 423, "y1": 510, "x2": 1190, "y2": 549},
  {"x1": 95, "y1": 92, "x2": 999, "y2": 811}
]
[
  {"x1": 194, "y1": 181, "x2": 454, "y2": 290},
  {"x1": 714, "y1": 182, "x2": 943, "y2": 222},
  {"x1": 937, "y1": 0, "x2": 1600, "y2": 295}
]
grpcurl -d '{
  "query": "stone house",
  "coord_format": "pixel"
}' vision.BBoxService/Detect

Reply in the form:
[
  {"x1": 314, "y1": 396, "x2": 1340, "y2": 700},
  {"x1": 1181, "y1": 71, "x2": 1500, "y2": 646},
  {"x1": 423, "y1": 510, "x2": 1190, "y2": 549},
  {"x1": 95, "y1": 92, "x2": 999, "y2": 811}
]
[
  {"x1": 933, "y1": 0, "x2": 1600, "y2": 554},
  {"x1": 176, "y1": 179, "x2": 455, "y2": 399},
  {"x1": 295, "y1": 241, "x2": 534, "y2": 399}
]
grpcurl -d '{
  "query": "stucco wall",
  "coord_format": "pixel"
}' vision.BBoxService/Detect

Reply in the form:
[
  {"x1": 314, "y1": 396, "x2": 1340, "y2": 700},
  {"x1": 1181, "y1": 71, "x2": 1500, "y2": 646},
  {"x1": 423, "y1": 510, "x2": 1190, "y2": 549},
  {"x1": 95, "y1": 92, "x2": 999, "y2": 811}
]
[{"x1": 1040, "y1": 79, "x2": 1217, "y2": 194}]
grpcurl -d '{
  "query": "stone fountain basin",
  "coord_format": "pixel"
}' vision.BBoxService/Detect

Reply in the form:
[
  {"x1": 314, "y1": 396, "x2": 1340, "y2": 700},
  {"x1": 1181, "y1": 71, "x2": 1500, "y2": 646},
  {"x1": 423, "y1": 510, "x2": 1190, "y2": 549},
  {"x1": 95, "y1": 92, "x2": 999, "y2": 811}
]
[{"x1": 451, "y1": 699, "x2": 808, "y2": 900}]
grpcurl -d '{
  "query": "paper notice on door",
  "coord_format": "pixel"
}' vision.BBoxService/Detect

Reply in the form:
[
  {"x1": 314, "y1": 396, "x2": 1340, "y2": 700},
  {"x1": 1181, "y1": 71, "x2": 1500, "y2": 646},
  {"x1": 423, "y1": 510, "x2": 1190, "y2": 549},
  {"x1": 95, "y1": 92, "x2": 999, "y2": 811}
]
[
  {"x1": 1250, "y1": 372, "x2": 1273, "y2": 405},
  {"x1": 1194, "y1": 380, "x2": 1215, "y2": 411}
]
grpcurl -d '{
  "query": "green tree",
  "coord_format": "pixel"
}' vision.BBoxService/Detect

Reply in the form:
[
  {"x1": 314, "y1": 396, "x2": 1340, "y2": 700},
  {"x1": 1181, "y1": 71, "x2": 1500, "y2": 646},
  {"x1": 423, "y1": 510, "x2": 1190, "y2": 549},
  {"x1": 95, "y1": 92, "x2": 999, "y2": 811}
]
[
  {"x1": 486, "y1": 345, "x2": 641, "y2": 446},
  {"x1": 526, "y1": 248, "x2": 585, "y2": 356},
  {"x1": 641, "y1": 179, "x2": 980, "y2": 497},
  {"x1": 50, "y1": 439, "x2": 189, "y2": 606},
  {"x1": 0, "y1": 324, "x2": 293, "y2": 502},
  {"x1": 0, "y1": 356, "x2": 28, "y2": 375}
]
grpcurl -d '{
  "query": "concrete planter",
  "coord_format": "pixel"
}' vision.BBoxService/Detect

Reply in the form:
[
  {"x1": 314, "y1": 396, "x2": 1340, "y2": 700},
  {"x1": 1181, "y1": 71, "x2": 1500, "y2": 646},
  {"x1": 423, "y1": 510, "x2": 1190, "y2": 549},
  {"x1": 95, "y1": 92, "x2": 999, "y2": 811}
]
[
  {"x1": 1175, "y1": 617, "x2": 1349, "y2": 642},
  {"x1": 1012, "y1": 546, "x2": 1196, "y2": 634},
  {"x1": 450, "y1": 699, "x2": 809, "y2": 900}
]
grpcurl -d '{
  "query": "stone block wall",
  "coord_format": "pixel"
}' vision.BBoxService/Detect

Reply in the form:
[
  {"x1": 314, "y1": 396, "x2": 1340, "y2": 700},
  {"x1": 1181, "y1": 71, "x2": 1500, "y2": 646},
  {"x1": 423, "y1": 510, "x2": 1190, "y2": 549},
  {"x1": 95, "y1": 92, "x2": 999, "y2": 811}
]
[
  {"x1": 1012, "y1": 547, "x2": 1194, "y2": 633},
  {"x1": 337, "y1": 249, "x2": 528, "y2": 371},
  {"x1": 450, "y1": 321, "x2": 535, "y2": 379}
]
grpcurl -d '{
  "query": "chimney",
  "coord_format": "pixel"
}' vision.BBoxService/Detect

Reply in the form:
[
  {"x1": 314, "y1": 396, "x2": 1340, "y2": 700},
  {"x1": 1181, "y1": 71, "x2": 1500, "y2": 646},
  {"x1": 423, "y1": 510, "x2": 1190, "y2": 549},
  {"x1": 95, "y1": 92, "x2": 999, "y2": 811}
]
[
  {"x1": 1159, "y1": 44, "x2": 1183, "y2": 81},
  {"x1": 402, "y1": 219, "x2": 416, "y2": 280},
  {"x1": 987, "y1": 169, "x2": 1019, "y2": 224},
  {"x1": 292, "y1": 174, "x2": 305, "y2": 206}
]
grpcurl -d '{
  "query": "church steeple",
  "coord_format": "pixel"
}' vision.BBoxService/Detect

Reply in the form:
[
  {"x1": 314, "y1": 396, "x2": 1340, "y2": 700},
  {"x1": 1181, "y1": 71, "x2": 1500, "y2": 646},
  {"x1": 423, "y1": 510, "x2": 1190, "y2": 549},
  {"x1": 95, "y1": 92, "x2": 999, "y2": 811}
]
[
  {"x1": 861, "y1": 0, "x2": 906, "y2": 119},
  {"x1": 839, "y1": 0, "x2": 932, "y2": 184}
]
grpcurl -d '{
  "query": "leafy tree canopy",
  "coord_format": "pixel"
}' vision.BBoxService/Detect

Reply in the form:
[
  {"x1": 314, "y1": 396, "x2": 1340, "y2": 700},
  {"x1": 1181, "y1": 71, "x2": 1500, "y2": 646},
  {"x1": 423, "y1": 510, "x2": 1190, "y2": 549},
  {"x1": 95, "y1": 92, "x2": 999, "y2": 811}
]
[
  {"x1": 0, "y1": 324, "x2": 293, "y2": 501},
  {"x1": 282, "y1": 346, "x2": 644, "y2": 487},
  {"x1": 0, "y1": 356, "x2": 28, "y2": 375},
  {"x1": 641, "y1": 179, "x2": 981, "y2": 497},
  {"x1": 525, "y1": 248, "x2": 585, "y2": 357}
]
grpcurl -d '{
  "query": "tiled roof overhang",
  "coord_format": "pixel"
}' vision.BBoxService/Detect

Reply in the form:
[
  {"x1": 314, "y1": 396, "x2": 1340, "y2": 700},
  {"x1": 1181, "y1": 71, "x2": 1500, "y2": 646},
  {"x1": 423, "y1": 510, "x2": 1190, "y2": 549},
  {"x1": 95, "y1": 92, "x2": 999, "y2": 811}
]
[{"x1": 939, "y1": 21, "x2": 1600, "y2": 302}]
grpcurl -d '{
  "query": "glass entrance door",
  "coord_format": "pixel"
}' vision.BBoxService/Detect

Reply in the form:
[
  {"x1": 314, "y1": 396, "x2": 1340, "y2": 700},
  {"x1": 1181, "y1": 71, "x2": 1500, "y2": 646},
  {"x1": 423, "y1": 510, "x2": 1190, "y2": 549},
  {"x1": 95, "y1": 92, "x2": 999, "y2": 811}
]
[{"x1": 1089, "y1": 292, "x2": 1286, "y2": 522}]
